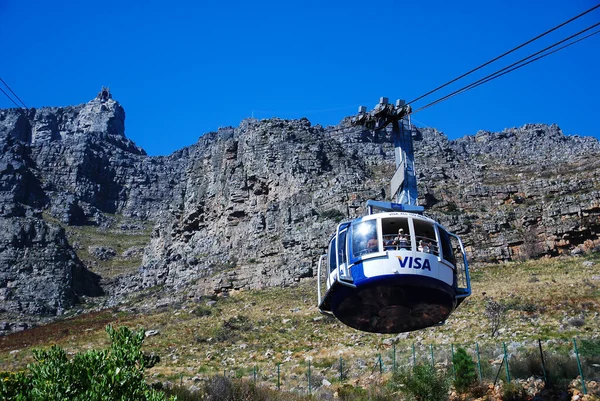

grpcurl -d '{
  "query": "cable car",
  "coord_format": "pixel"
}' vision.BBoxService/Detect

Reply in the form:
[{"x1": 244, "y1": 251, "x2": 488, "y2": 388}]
[{"x1": 316, "y1": 98, "x2": 471, "y2": 333}]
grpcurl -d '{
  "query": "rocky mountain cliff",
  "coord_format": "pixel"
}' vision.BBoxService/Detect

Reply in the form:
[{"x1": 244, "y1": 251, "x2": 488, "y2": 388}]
[{"x1": 1, "y1": 94, "x2": 599, "y2": 333}]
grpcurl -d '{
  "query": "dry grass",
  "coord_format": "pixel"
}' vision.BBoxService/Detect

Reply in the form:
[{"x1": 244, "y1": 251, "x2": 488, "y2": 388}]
[{"x1": 42, "y1": 212, "x2": 152, "y2": 279}]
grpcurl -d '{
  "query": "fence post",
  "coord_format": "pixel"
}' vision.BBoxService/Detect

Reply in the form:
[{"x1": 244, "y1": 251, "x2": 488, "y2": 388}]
[
  {"x1": 339, "y1": 357, "x2": 344, "y2": 381},
  {"x1": 277, "y1": 363, "x2": 281, "y2": 390},
  {"x1": 378, "y1": 353, "x2": 383, "y2": 374},
  {"x1": 412, "y1": 343, "x2": 416, "y2": 367},
  {"x1": 451, "y1": 344, "x2": 455, "y2": 380},
  {"x1": 308, "y1": 359, "x2": 312, "y2": 395},
  {"x1": 430, "y1": 344, "x2": 435, "y2": 368},
  {"x1": 393, "y1": 343, "x2": 397, "y2": 373},
  {"x1": 538, "y1": 339, "x2": 547, "y2": 385},
  {"x1": 476, "y1": 343, "x2": 483, "y2": 383},
  {"x1": 573, "y1": 338, "x2": 587, "y2": 395},
  {"x1": 503, "y1": 342, "x2": 511, "y2": 384},
  {"x1": 253, "y1": 366, "x2": 257, "y2": 384}
]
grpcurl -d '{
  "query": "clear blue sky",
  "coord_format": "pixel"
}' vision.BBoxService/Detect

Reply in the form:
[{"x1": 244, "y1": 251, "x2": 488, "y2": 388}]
[{"x1": 1, "y1": 0, "x2": 599, "y2": 156}]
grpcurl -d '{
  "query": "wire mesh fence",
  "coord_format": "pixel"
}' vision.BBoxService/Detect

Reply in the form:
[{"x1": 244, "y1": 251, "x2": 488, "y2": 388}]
[{"x1": 188, "y1": 337, "x2": 600, "y2": 396}]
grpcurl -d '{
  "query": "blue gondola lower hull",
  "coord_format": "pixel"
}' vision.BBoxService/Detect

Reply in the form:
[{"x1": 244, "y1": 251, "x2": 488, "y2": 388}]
[{"x1": 327, "y1": 275, "x2": 456, "y2": 333}]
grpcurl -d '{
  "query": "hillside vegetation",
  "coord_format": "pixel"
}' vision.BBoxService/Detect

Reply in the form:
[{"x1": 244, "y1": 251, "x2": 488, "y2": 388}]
[{"x1": 1, "y1": 253, "x2": 599, "y2": 395}]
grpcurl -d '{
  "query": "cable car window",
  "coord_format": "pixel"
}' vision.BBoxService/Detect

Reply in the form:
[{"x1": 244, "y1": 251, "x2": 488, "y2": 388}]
[
  {"x1": 381, "y1": 218, "x2": 411, "y2": 250},
  {"x1": 450, "y1": 236, "x2": 468, "y2": 289},
  {"x1": 438, "y1": 228, "x2": 456, "y2": 266},
  {"x1": 328, "y1": 237, "x2": 337, "y2": 272},
  {"x1": 338, "y1": 229, "x2": 348, "y2": 267},
  {"x1": 351, "y1": 220, "x2": 378, "y2": 258},
  {"x1": 413, "y1": 219, "x2": 438, "y2": 255}
]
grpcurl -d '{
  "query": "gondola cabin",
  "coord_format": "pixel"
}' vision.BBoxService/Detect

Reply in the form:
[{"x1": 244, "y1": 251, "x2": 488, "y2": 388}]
[{"x1": 317, "y1": 206, "x2": 471, "y2": 333}]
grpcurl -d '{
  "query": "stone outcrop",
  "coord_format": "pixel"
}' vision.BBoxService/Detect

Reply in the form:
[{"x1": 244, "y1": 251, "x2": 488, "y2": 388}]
[
  {"x1": 0, "y1": 94, "x2": 599, "y2": 332},
  {"x1": 418, "y1": 124, "x2": 600, "y2": 261},
  {"x1": 0, "y1": 217, "x2": 102, "y2": 318}
]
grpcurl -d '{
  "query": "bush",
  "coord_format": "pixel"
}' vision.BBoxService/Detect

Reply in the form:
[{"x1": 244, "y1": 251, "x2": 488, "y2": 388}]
[
  {"x1": 468, "y1": 382, "x2": 489, "y2": 398},
  {"x1": 164, "y1": 376, "x2": 308, "y2": 401},
  {"x1": 544, "y1": 354, "x2": 580, "y2": 388},
  {"x1": 509, "y1": 350, "x2": 545, "y2": 379},
  {"x1": 192, "y1": 304, "x2": 214, "y2": 317},
  {"x1": 388, "y1": 363, "x2": 449, "y2": 401},
  {"x1": 337, "y1": 384, "x2": 368, "y2": 401},
  {"x1": 0, "y1": 325, "x2": 173, "y2": 401},
  {"x1": 579, "y1": 338, "x2": 600, "y2": 361},
  {"x1": 502, "y1": 382, "x2": 529, "y2": 401},
  {"x1": 452, "y1": 347, "x2": 478, "y2": 393}
]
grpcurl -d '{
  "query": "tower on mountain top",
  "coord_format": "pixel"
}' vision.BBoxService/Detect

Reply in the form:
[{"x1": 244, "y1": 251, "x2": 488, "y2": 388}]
[{"x1": 96, "y1": 87, "x2": 112, "y2": 102}]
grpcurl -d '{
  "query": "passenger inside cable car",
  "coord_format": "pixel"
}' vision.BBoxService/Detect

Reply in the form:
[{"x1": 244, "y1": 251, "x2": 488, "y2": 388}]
[
  {"x1": 351, "y1": 220, "x2": 378, "y2": 257},
  {"x1": 381, "y1": 218, "x2": 410, "y2": 251},
  {"x1": 413, "y1": 219, "x2": 439, "y2": 256}
]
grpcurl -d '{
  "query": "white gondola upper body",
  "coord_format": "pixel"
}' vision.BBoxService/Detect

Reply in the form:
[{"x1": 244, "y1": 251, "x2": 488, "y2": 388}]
[{"x1": 318, "y1": 207, "x2": 470, "y2": 333}]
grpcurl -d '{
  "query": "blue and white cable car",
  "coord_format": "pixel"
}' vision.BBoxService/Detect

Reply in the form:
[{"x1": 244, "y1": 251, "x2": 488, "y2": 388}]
[{"x1": 317, "y1": 98, "x2": 471, "y2": 333}]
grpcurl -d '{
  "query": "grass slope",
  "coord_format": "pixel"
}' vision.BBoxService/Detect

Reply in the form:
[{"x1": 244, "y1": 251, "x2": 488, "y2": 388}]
[{"x1": 1, "y1": 254, "x2": 599, "y2": 390}]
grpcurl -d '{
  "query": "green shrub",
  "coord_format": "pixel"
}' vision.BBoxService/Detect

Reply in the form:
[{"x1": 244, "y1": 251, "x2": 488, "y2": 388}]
[
  {"x1": 192, "y1": 304, "x2": 214, "y2": 317},
  {"x1": 502, "y1": 382, "x2": 528, "y2": 401},
  {"x1": 337, "y1": 384, "x2": 368, "y2": 401},
  {"x1": 544, "y1": 353, "x2": 580, "y2": 388},
  {"x1": 509, "y1": 351, "x2": 545, "y2": 379},
  {"x1": 0, "y1": 325, "x2": 172, "y2": 401},
  {"x1": 452, "y1": 347, "x2": 478, "y2": 393},
  {"x1": 388, "y1": 363, "x2": 449, "y2": 401},
  {"x1": 579, "y1": 338, "x2": 600, "y2": 361},
  {"x1": 0, "y1": 371, "x2": 30, "y2": 398}
]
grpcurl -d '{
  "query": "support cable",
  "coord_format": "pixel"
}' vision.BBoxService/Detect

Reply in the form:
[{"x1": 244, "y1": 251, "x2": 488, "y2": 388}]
[
  {"x1": 0, "y1": 77, "x2": 27, "y2": 109},
  {"x1": 0, "y1": 86, "x2": 21, "y2": 109},
  {"x1": 406, "y1": 3, "x2": 600, "y2": 106},
  {"x1": 413, "y1": 24, "x2": 600, "y2": 114}
]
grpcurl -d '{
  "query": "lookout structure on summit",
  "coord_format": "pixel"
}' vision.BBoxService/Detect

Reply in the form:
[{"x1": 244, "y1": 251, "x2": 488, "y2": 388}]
[{"x1": 96, "y1": 87, "x2": 112, "y2": 102}]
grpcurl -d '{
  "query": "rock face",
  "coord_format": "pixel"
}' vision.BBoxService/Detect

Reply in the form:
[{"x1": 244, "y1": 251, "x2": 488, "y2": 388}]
[
  {"x1": 0, "y1": 217, "x2": 102, "y2": 317},
  {"x1": 416, "y1": 124, "x2": 600, "y2": 261},
  {"x1": 1, "y1": 94, "x2": 599, "y2": 330}
]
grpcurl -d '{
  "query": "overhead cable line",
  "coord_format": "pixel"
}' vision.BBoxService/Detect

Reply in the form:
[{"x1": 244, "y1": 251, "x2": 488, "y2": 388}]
[
  {"x1": 413, "y1": 22, "x2": 600, "y2": 114},
  {"x1": 0, "y1": 77, "x2": 27, "y2": 109},
  {"x1": 0, "y1": 87, "x2": 22, "y2": 109},
  {"x1": 405, "y1": 3, "x2": 600, "y2": 106},
  {"x1": 244, "y1": 17, "x2": 599, "y2": 141}
]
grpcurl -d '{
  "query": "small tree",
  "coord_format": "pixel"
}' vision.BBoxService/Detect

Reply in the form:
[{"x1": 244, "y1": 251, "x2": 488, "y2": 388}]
[
  {"x1": 453, "y1": 347, "x2": 478, "y2": 393},
  {"x1": 484, "y1": 297, "x2": 506, "y2": 338},
  {"x1": 388, "y1": 363, "x2": 449, "y2": 401}
]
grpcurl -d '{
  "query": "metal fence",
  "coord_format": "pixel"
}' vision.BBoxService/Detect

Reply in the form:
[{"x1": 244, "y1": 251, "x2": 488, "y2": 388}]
[{"x1": 187, "y1": 337, "x2": 599, "y2": 396}]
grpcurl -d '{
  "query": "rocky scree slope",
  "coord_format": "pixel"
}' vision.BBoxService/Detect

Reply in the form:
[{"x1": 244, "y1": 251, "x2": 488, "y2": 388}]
[{"x1": 0, "y1": 96, "x2": 599, "y2": 333}]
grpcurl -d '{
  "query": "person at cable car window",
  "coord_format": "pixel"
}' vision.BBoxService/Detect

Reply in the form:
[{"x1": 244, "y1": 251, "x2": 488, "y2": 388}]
[
  {"x1": 367, "y1": 235, "x2": 378, "y2": 253},
  {"x1": 418, "y1": 240, "x2": 424, "y2": 252},
  {"x1": 423, "y1": 241, "x2": 431, "y2": 253},
  {"x1": 352, "y1": 220, "x2": 378, "y2": 257},
  {"x1": 396, "y1": 229, "x2": 409, "y2": 249},
  {"x1": 384, "y1": 235, "x2": 395, "y2": 249}
]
